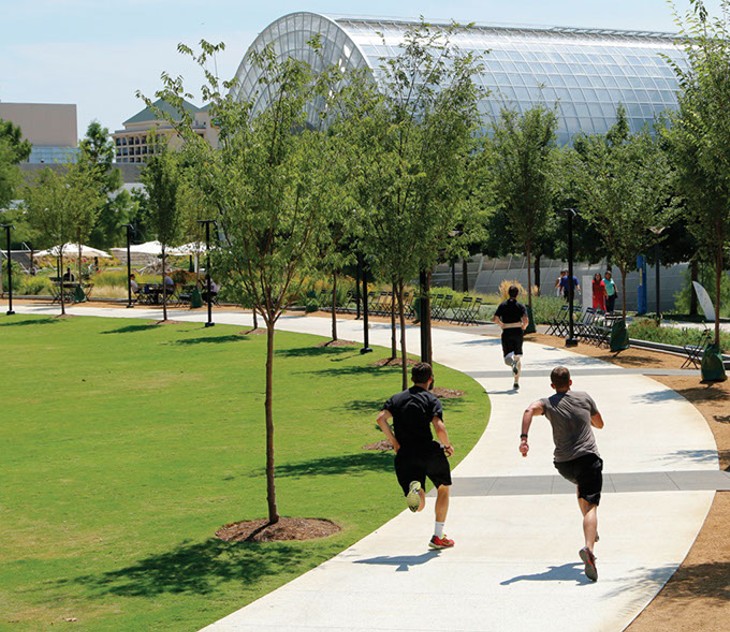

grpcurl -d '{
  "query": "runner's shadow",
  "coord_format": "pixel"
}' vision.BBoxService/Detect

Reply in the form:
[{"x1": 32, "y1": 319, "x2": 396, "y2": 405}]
[
  {"x1": 355, "y1": 551, "x2": 440, "y2": 572},
  {"x1": 501, "y1": 562, "x2": 591, "y2": 586}
]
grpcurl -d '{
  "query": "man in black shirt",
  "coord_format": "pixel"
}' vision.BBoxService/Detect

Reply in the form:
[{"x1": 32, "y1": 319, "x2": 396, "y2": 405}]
[
  {"x1": 376, "y1": 362, "x2": 456, "y2": 550},
  {"x1": 493, "y1": 285, "x2": 529, "y2": 389}
]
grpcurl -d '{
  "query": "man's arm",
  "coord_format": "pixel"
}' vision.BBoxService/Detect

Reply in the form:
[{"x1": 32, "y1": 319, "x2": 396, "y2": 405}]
[
  {"x1": 519, "y1": 400, "x2": 545, "y2": 457},
  {"x1": 492, "y1": 313, "x2": 503, "y2": 329},
  {"x1": 521, "y1": 310, "x2": 529, "y2": 330},
  {"x1": 376, "y1": 409, "x2": 400, "y2": 452},
  {"x1": 431, "y1": 416, "x2": 454, "y2": 457},
  {"x1": 591, "y1": 411, "x2": 604, "y2": 429}
]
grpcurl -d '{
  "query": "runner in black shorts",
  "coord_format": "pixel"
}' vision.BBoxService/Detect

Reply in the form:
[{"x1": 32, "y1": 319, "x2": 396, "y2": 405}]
[
  {"x1": 519, "y1": 366, "x2": 605, "y2": 581},
  {"x1": 376, "y1": 362, "x2": 456, "y2": 550},
  {"x1": 493, "y1": 285, "x2": 529, "y2": 390}
]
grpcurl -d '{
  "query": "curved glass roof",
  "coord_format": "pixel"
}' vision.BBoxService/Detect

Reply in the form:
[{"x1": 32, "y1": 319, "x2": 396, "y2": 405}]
[{"x1": 232, "y1": 12, "x2": 687, "y2": 144}]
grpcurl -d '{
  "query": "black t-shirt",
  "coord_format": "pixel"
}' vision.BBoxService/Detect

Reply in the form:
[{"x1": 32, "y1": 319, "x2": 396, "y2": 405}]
[
  {"x1": 383, "y1": 386, "x2": 443, "y2": 451},
  {"x1": 495, "y1": 298, "x2": 526, "y2": 324}
]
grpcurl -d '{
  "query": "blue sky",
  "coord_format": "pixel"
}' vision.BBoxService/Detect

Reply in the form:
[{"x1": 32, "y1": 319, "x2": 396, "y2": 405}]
[{"x1": 0, "y1": 0, "x2": 722, "y2": 136}]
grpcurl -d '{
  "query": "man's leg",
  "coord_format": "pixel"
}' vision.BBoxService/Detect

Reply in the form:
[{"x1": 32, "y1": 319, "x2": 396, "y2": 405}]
[
  {"x1": 435, "y1": 483, "x2": 450, "y2": 523},
  {"x1": 578, "y1": 495, "x2": 598, "y2": 551}
]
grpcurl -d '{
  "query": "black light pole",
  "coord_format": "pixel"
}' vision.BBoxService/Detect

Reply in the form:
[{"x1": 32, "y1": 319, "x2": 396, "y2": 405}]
[
  {"x1": 355, "y1": 255, "x2": 362, "y2": 320},
  {"x1": 199, "y1": 219, "x2": 217, "y2": 328},
  {"x1": 124, "y1": 224, "x2": 134, "y2": 308},
  {"x1": 359, "y1": 252, "x2": 371, "y2": 354},
  {"x1": 2, "y1": 224, "x2": 15, "y2": 315},
  {"x1": 565, "y1": 209, "x2": 578, "y2": 347}
]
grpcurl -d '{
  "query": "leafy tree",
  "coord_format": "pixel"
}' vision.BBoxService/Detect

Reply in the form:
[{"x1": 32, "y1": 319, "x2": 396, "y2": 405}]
[
  {"x1": 567, "y1": 106, "x2": 675, "y2": 317},
  {"x1": 0, "y1": 118, "x2": 31, "y2": 208},
  {"x1": 340, "y1": 20, "x2": 486, "y2": 383},
  {"x1": 23, "y1": 164, "x2": 103, "y2": 314},
  {"x1": 140, "y1": 139, "x2": 182, "y2": 322},
  {"x1": 489, "y1": 105, "x2": 559, "y2": 306},
  {"x1": 78, "y1": 121, "x2": 133, "y2": 249},
  {"x1": 665, "y1": 0, "x2": 730, "y2": 346},
  {"x1": 146, "y1": 39, "x2": 340, "y2": 525}
]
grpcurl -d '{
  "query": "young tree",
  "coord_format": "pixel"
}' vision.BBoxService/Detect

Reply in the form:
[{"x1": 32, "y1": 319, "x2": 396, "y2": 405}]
[
  {"x1": 140, "y1": 140, "x2": 182, "y2": 322},
  {"x1": 23, "y1": 164, "x2": 103, "y2": 315},
  {"x1": 78, "y1": 121, "x2": 134, "y2": 249},
  {"x1": 490, "y1": 105, "x2": 559, "y2": 310},
  {"x1": 0, "y1": 118, "x2": 32, "y2": 208},
  {"x1": 339, "y1": 21, "x2": 486, "y2": 384},
  {"x1": 146, "y1": 39, "x2": 339, "y2": 524},
  {"x1": 567, "y1": 106, "x2": 675, "y2": 317},
  {"x1": 665, "y1": 0, "x2": 730, "y2": 346}
]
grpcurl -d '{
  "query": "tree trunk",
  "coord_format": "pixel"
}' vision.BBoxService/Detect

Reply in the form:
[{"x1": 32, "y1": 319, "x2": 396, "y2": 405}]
[
  {"x1": 253, "y1": 307, "x2": 258, "y2": 329},
  {"x1": 161, "y1": 249, "x2": 168, "y2": 322},
  {"x1": 534, "y1": 253, "x2": 541, "y2": 296},
  {"x1": 689, "y1": 258, "x2": 699, "y2": 317},
  {"x1": 59, "y1": 253, "x2": 66, "y2": 316},
  {"x1": 331, "y1": 272, "x2": 338, "y2": 342},
  {"x1": 462, "y1": 258, "x2": 468, "y2": 293},
  {"x1": 397, "y1": 281, "x2": 408, "y2": 390},
  {"x1": 390, "y1": 281, "x2": 397, "y2": 360},
  {"x1": 265, "y1": 320, "x2": 279, "y2": 524},
  {"x1": 619, "y1": 265, "x2": 628, "y2": 318}
]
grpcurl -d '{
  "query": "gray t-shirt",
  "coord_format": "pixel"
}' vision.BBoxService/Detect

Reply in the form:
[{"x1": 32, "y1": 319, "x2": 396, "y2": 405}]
[{"x1": 540, "y1": 390, "x2": 600, "y2": 462}]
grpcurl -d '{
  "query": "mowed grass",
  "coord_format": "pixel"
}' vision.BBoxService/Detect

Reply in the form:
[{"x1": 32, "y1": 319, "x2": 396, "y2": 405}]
[{"x1": 0, "y1": 314, "x2": 489, "y2": 631}]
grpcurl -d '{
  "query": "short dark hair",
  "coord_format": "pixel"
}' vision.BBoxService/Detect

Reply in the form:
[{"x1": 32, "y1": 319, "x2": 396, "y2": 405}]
[
  {"x1": 550, "y1": 366, "x2": 571, "y2": 389},
  {"x1": 411, "y1": 362, "x2": 433, "y2": 384},
  {"x1": 508, "y1": 285, "x2": 519, "y2": 298}
]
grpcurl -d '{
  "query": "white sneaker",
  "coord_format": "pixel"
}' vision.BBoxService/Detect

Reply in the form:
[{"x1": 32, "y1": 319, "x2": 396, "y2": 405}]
[{"x1": 406, "y1": 481, "x2": 422, "y2": 512}]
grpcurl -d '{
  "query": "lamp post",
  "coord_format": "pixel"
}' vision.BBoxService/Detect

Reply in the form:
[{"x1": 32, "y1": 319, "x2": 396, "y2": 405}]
[
  {"x1": 358, "y1": 252, "x2": 372, "y2": 354},
  {"x1": 1, "y1": 223, "x2": 15, "y2": 315},
  {"x1": 124, "y1": 224, "x2": 134, "y2": 308},
  {"x1": 199, "y1": 219, "x2": 217, "y2": 328},
  {"x1": 649, "y1": 226, "x2": 666, "y2": 321},
  {"x1": 564, "y1": 209, "x2": 578, "y2": 347}
]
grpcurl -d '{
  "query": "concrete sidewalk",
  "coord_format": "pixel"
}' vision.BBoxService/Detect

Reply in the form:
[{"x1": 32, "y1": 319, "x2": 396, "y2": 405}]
[{"x1": 11, "y1": 304, "x2": 722, "y2": 632}]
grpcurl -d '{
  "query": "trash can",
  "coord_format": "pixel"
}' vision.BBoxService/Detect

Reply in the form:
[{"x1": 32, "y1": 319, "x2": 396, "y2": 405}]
[
  {"x1": 609, "y1": 318, "x2": 630, "y2": 352},
  {"x1": 190, "y1": 287, "x2": 203, "y2": 308},
  {"x1": 525, "y1": 305, "x2": 536, "y2": 334},
  {"x1": 701, "y1": 343, "x2": 727, "y2": 383},
  {"x1": 73, "y1": 284, "x2": 86, "y2": 303}
]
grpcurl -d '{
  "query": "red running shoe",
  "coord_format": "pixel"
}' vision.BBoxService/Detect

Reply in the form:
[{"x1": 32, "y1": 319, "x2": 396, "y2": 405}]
[
  {"x1": 579, "y1": 546, "x2": 598, "y2": 582},
  {"x1": 429, "y1": 534, "x2": 455, "y2": 550}
]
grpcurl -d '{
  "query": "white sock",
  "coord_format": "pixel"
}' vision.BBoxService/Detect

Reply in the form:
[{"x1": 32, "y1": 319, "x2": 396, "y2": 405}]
[{"x1": 434, "y1": 521, "x2": 445, "y2": 538}]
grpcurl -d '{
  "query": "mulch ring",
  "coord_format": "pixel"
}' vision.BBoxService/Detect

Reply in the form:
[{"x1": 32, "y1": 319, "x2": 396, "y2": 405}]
[
  {"x1": 318, "y1": 339, "x2": 358, "y2": 347},
  {"x1": 363, "y1": 439, "x2": 394, "y2": 451},
  {"x1": 216, "y1": 517, "x2": 341, "y2": 543},
  {"x1": 372, "y1": 357, "x2": 417, "y2": 367}
]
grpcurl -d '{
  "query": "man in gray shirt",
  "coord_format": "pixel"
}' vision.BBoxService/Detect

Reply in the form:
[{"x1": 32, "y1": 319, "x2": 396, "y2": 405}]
[{"x1": 519, "y1": 366, "x2": 605, "y2": 581}]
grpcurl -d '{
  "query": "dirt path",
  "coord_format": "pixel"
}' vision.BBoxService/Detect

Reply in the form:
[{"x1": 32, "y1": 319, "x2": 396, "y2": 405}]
[{"x1": 530, "y1": 334, "x2": 730, "y2": 631}]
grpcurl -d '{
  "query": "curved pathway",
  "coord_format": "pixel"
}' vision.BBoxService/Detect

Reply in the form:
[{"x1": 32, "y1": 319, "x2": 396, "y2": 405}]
[{"x1": 12, "y1": 304, "x2": 728, "y2": 631}]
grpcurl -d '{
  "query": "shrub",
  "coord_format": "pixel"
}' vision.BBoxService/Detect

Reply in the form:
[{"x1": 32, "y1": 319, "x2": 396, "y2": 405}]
[
  {"x1": 19, "y1": 275, "x2": 51, "y2": 296},
  {"x1": 529, "y1": 295, "x2": 566, "y2": 324},
  {"x1": 673, "y1": 265, "x2": 730, "y2": 318},
  {"x1": 1, "y1": 261, "x2": 22, "y2": 292},
  {"x1": 628, "y1": 318, "x2": 730, "y2": 353}
]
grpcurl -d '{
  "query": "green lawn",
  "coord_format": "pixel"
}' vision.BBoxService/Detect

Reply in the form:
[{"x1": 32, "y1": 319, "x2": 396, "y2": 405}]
[{"x1": 0, "y1": 314, "x2": 489, "y2": 631}]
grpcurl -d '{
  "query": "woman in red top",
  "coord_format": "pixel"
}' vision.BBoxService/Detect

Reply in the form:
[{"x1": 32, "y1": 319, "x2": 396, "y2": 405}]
[{"x1": 592, "y1": 273, "x2": 607, "y2": 311}]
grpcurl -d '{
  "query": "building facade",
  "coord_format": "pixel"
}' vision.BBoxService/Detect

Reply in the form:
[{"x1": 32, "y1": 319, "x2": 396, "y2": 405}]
[
  {"x1": 112, "y1": 98, "x2": 218, "y2": 164},
  {"x1": 231, "y1": 13, "x2": 687, "y2": 144},
  {"x1": 0, "y1": 102, "x2": 78, "y2": 163}
]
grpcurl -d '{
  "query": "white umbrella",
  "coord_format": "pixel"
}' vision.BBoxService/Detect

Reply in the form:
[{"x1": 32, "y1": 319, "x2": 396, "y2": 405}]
[{"x1": 34, "y1": 243, "x2": 111, "y2": 258}]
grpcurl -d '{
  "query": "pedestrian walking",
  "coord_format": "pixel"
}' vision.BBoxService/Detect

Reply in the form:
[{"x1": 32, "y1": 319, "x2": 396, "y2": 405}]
[
  {"x1": 519, "y1": 366, "x2": 605, "y2": 581},
  {"x1": 493, "y1": 285, "x2": 529, "y2": 390},
  {"x1": 376, "y1": 362, "x2": 456, "y2": 550},
  {"x1": 592, "y1": 273, "x2": 607, "y2": 311}
]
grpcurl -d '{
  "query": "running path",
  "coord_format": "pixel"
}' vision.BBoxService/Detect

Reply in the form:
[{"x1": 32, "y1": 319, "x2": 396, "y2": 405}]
[{"x1": 11, "y1": 305, "x2": 723, "y2": 631}]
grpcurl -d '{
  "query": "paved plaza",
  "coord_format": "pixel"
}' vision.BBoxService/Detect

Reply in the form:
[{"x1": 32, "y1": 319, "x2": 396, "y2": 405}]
[{"x1": 12, "y1": 303, "x2": 729, "y2": 632}]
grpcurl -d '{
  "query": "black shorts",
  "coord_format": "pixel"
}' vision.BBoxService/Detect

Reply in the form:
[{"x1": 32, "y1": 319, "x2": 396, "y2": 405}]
[
  {"x1": 501, "y1": 328, "x2": 524, "y2": 357},
  {"x1": 394, "y1": 442, "x2": 452, "y2": 495},
  {"x1": 554, "y1": 453, "x2": 603, "y2": 506}
]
